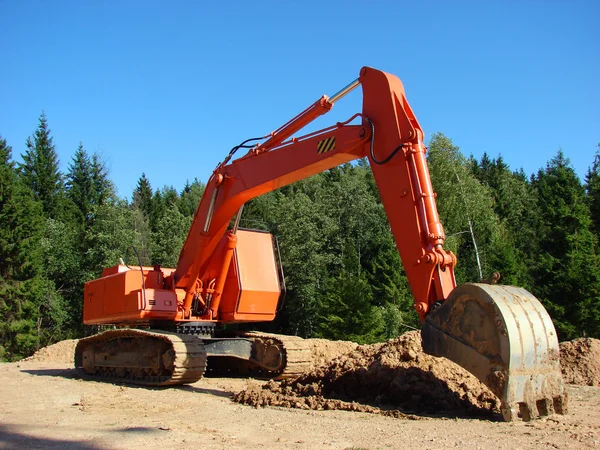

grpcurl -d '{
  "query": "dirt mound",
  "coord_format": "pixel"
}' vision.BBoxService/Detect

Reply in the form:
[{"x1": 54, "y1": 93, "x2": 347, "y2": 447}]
[
  {"x1": 22, "y1": 339, "x2": 78, "y2": 365},
  {"x1": 560, "y1": 338, "x2": 600, "y2": 387},
  {"x1": 234, "y1": 331, "x2": 500, "y2": 418},
  {"x1": 306, "y1": 338, "x2": 358, "y2": 369}
]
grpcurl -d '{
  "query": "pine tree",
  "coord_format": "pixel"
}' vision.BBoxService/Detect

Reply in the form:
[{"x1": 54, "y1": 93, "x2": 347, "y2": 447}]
[
  {"x1": 19, "y1": 112, "x2": 63, "y2": 218},
  {"x1": 532, "y1": 150, "x2": 600, "y2": 339},
  {"x1": 90, "y1": 153, "x2": 113, "y2": 207},
  {"x1": 179, "y1": 178, "x2": 205, "y2": 217},
  {"x1": 0, "y1": 136, "x2": 66, "y2": 359},
  {"x1": 132, "y1": 173, "x2": 153, "y2": 217},
  {"x1": 318, "y1": 239, "x2": 384, "y2": 343},
  {"x1": 66, "y1": 143, "x2": 93, "y2": 227},
  {"x1": 66, "y1": 144, "x2": 113, "y2": 229},
  {"x1": 0, "y1": 136, "x2": 20, "y2": 279},
  {"x1": 585, "y1": 144, "x2": 600, "y2": 237},
  {"x1": 129, "y1": 173, "x2": 153, "y2": 264},
  {"x1": 149, "y1": 186, "x2": 179, "y2": 232},
  {"x1": 471, "y1": 154, "x2": 540, "y2": 287}
]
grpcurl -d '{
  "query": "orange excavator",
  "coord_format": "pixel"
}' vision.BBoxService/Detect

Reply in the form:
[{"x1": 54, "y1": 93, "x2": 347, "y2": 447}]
[{"x1": 75, "y1": 67, "x2": 565, "y2": 421}]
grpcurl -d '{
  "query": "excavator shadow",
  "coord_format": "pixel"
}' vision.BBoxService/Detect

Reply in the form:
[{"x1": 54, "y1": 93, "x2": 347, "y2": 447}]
[
  {"x1": 173, "y1": 384, "x2": 234, "y2": 398},
  {"x1": 20, "y1": 368, "x2": 236, "y2": 399},
  {"x1": 0, "y1": 423, "x2": 101, "y2": 450},
  {"x1": 21, "y1": 368, "x2": 80, "y2": 379}
]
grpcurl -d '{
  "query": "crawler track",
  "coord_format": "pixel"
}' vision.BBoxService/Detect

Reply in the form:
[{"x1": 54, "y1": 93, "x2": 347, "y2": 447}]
[
  {"x1": 75, "y1": 329, "x2": 207, "y2": 386},
  {"x1": 240, "y1": 332, "x2": 313, "y2": 379}
]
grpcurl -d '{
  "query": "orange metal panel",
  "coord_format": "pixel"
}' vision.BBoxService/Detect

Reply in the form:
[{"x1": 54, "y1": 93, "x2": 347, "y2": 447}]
[
  {"x1": 83, "y1": 269, "x2": 177, "y2": 325},
  {"x1": 235, "y1": 230, "x2": 280, "y2": 314},
  {"x1": 219, "y1": 230, "x2": 280, "y2": 322},
  {"x1": 83, "y1": 277, "x2": 105, "y2": 322}
]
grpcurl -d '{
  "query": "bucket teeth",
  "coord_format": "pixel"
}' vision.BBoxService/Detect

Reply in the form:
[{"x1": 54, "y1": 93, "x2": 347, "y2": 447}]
[
  {"x1": 421, "y1": 283, "x2": 567, "y2": 421},
  {"x1": 503, "y1": 393, "x2": 567, "y2": 422}
]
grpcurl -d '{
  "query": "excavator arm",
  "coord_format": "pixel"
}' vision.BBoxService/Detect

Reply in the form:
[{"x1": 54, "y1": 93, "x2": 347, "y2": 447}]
[{"x1": 174, "y1": 67, "x2": 456, "y2": 321}]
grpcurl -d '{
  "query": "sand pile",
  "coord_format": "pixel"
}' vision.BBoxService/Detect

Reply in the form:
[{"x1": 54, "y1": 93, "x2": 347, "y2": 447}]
[
  {"x1": 559, "y1": 337, "x2": 600, "y2": 387},
  {"x1": 234, "y1": 331, "x2": 501, "y2": 418},
  {"x1": 22, "y1": 339, "x2": 78, "y2": 365}
]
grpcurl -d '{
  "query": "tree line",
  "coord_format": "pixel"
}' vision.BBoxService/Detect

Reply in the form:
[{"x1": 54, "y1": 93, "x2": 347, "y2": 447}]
[{"x1": 1, "y1": 113, "x2": 599, "y2": 360}]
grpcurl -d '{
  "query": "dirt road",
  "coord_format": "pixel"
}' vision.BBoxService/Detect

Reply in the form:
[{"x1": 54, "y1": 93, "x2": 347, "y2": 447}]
[{"x1": 1, "y1": 359, "x2": 599, "y2": 450}]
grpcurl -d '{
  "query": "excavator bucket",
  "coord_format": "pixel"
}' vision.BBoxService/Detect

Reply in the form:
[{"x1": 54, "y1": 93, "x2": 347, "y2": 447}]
[{"x1": 421, "y1": 283, "x2": 567, "y2": 421}]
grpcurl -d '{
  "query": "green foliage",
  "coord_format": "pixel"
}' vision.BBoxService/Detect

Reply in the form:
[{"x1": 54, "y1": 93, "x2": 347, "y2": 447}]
[
  {"x1": 264, "y1": 187, "x2": 332, "y2": 337},
  {"x1": 0, "y1": 135, "x2": 45, "y2": 276},
  {"x1": 427, "y1": 133, "x2": 510, "y2": 283},
  {"x1": 369, "y1": 234, "x2": 420, "y2": 333},
  {"x1": 127, "y1": 174, "x2": 158, "y2": 266},
  {"x1": 66, "y1": 143, "x2": 94, "y2": 226},
  {"x1": 132, "y1": 173, "x2": 153, "y2": 217},
  {"x1": 65, "y1": 143, "x2": 113, "y2": 230},
  {"x1": 585, "y1": 145, "x2": 600, "y2": 237},
  {"x1": 19, "y1": 112, "x2": 64, "y2": 218},
  {"x1": 179, "y1": 179, "x2": 205, "y2": 217},
  {"x1": 150, "y1": 204, "x2": 192, "y2": 267},
  {"x1": 39, "y1": 218, "x2": 84, "y2": 334},
  {"x1": 90, "y1": 153, "x2": 115, "y2": 207},
  {"x1": 149, "y1": 186, "x2": 179, "y2": 232},
  {"x1": 469, "y1": 151, "x2": 539, "y2": 287},
  {"x1": 318, "y1": 239, "x2": 383, "y2": 344},
  {"x1": 84, "y1": 202, "x2": 144, "y2": 276},
  {"x1": 0, "y1": 137, "x2": 23, "y2": 279},
  {"x1": 0, "y1": 135, "x2": 66, "y2": 360},
  {"x1": 130, "y1": 206, "x2": 151, "y2": 266},
  {"x1": 531, "y1": 151, "x2": 600, "y2": 339}
]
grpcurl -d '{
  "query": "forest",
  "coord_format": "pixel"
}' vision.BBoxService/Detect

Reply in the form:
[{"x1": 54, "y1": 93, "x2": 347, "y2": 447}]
[{"x1": 1, "y1": 112, "x2": 599, "y2": 361}]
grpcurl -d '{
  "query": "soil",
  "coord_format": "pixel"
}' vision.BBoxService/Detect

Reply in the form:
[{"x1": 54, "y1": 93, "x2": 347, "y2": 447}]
[
  {"x1": 305, "y1": 338, "x2": 358, "y2": 370},
  {"x1": 22, "y1": 339, "x2": 79, "y2": 364},
  {"x1": 1, "y1": 333, "x2": 600, "y2": 449},
  {"x1": 560, "y1": 337, "x2": 600, "y2": 387},
  {"x1": 234, "y1": 332, "x2": 500, "y2": 419}
]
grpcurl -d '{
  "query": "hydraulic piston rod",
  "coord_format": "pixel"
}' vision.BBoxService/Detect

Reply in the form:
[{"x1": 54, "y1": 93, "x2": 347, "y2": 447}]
[
  {"x1": 253, "y1": 78, "x2": 361, "y2": 154},
  {"x1": 329, "y1": 78, "x2": 360, "y2": 104}
]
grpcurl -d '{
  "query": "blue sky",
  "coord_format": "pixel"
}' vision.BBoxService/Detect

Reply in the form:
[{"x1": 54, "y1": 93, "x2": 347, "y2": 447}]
[{"x1": 1, "y1": 1, "x2": 598, "y2": 198}]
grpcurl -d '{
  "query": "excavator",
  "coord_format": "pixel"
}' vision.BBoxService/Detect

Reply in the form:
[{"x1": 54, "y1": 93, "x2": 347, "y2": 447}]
[{"x1": 75, "y1": 67, "x2": 566, "y2": 421}]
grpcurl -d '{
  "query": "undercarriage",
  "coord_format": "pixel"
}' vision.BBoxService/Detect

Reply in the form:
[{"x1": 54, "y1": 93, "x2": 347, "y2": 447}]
[{"x1": 74, "y1": 325, "x2": 313, "y2": 386}]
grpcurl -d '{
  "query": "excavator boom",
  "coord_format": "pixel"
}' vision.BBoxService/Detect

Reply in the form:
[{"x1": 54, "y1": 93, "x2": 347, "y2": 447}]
[{"x1": 77, "y1": 67, "x2": 566, "y2": 420}]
